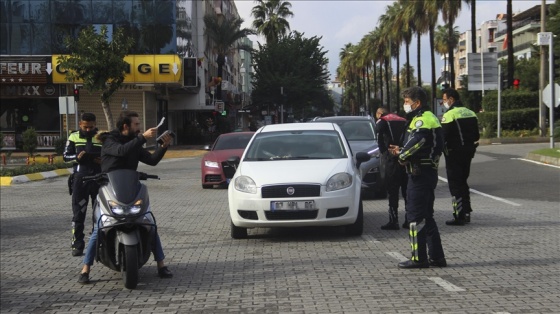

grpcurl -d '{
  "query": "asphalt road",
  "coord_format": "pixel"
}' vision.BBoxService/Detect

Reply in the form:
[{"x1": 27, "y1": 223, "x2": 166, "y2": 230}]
[{"x1": 1, "y1": 143, "x2": 558, "y2": 313}]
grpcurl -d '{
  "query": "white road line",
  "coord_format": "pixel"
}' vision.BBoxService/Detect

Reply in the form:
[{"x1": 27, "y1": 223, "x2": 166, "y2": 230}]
[
  {"x1": 427, "y1": 277, "x2": 466, "y2": 292},
  {"x1": 438, "y1": 176, "x2": 521, "y2": 207},
  {"x1": 386, "y1": 251, "x2": 408, "y2": 262},
  {"x1": 512, "y1": 157, "x2": 560, "y2": 169}
]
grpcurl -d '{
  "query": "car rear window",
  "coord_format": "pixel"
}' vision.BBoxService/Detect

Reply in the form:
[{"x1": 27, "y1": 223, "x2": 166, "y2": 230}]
[{"x1": 213, "y1": 134, "x2": 253, "y2": 150}]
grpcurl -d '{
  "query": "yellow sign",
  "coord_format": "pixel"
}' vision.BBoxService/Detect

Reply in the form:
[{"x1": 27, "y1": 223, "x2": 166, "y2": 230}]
[{"x1": 52, "y1": 55, "x2": 183, "y2": 84}]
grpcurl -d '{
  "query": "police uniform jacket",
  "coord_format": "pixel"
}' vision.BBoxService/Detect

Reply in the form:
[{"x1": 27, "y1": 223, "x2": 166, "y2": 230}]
[
  {"x1": 63, "y1": 130, "x2": 102, "y2": 174},
  {"x1": 375, "y1": 113, "x2": 407, "y2": 155},
  {"x1": 440, "y1": 102, "x2": 479, "y2": 153},
  {"x1": 398, "y1": 107, "x2": 444, "y2": 168},
  {"x1": 98, "y1": 130, "x2": 168, "y2": 173}
]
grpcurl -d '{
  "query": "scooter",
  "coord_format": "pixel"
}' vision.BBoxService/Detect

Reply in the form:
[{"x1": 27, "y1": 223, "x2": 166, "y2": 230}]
[{"x1": 83, "y1": 169, "x2": 159, "y2": 289}]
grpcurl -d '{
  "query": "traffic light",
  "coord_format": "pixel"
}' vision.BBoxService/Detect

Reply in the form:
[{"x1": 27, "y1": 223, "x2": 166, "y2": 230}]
[
  {"x1": 183, "y1": 57, "x2": 198, "y2": 87},
  {"x1": 513, "y1": 78, "x2": 520, "y2": 89},
  {"x1": 73, "y1": 88, "x2": 80, "y2": 101}
]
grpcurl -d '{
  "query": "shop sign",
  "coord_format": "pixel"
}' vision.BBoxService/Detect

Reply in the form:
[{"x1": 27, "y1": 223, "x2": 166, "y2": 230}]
[
  {"x1": 0, "y1": 56, "x2": 52, "y2": 85},
  {"x1": 0, "y1": 84, "x2": 60, "y2": 98},
  {"x1": 52, "y1": 54, "x2": 182, "y2": 84}
]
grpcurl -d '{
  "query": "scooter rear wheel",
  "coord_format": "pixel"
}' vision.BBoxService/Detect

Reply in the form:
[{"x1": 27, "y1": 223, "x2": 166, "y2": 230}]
[{"x1": 121, "y1": 244, "x2": 139, "y2": 289}]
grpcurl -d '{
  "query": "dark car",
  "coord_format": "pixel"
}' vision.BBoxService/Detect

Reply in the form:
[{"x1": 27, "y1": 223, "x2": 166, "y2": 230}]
[
  {"x1": 201, "y1": 132, "x2": 254, "y2": 189},
  {"x1": 312, "y1": 116, "x2": 385, "y2": 198}
]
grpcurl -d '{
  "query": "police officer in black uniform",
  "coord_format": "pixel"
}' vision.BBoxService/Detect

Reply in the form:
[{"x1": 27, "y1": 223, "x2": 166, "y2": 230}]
[
  {"x1": 389, "y1": 87, "x2": 447, "y2": 269},
  {"x1": 441, "y1": 88, "x2": 480, "y2": 225},
  {"x1": 63, "y1": 113, "x2": 102, "y2": 256},
  {"x1": 375, "y1": 106, "x2": 408, "y2": 230}
]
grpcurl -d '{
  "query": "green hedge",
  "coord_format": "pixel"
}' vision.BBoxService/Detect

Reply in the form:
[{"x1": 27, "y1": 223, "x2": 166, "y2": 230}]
[
  {"x1": 477, "y1": 108, "x2": 539, "y2": 138},
  {"x1": 482, "y1": 90, "x2": 539, "y2": 112},
  {"x1": 0, "y1": 162, "x2": 73, "y2": 177}
]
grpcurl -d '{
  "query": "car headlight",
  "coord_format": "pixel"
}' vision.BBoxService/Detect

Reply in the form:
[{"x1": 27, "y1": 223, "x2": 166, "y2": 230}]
[
  {"x1": 108, "y1": 199, "x2": 143, "y2": 215},
  {"x1": 326, "y1": 172, "x2": 352, "y2": 191},
  {"x1": 204, "y1": 160, "x2": 220, "y2": 168},
  {"x1": 234, "y1": 175, "x2": 257, "y2": 194}
]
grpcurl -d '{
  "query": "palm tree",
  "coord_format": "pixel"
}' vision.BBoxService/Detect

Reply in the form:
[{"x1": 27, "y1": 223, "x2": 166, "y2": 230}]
[
  {"x1": 424, "y1": 0, "x2": 440, "y2": 104},
  {"x1": 441, "y1": 0, "x2": 462, "y2": 88},
  {"x1": 379, "y1": 2, "x2": 404, "y2": 111},
  {"x1": 396, "y1": 3, "x2": 414, "y2": 87},
  {"x1": 435, "y1": 24, "x2": 460, "y2": 88},
  {"x1": 251, "y1": 0, "x2": 294, "y2": 44},
  {"x1": 204, "y1": 13, "x2": 255, "y2": 101},
  {"x1": 464, "y1": 0, "x2": 477, "y2": 54},
  {"x1": 401, "y1": 0, "x2": 430, "y2": 87}
]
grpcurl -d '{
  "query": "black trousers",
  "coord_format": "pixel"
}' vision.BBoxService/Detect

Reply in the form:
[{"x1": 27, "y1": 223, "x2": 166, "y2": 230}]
[
  {"x1": 381, "y1": 153, "x2": 407, "y2": 208},
  {"x1": 405, "y1": 167, "x2": 444, "y2": 262},
  {"x1": 445, "y1": 147, "x2": 475, "y2": 215},
  {"x1": 71, "y1": 172, "x2": 99, "y2": 250}
]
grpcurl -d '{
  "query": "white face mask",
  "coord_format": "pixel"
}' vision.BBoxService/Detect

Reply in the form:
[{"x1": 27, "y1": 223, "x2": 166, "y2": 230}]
[
  {"x1": 403, "y1": 104, "x2": 412, "y2": 113},
  {"x1": 443, "y1": 102, "x2": 450, "y2": 109}
]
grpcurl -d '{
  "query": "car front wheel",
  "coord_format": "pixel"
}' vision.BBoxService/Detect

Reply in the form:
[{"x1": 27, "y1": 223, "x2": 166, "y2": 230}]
[
  {"x1": 345, "y1": 200, "x2": 363, "y2": 236},
  {"x1": 231, "y1": 221, "x2": 248, "y2": 239}
]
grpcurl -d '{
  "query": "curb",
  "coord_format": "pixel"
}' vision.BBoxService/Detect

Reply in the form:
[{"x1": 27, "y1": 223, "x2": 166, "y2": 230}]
[
  {"x1": 1, "y1": 168, "x2": 73, "y2": 186},
  {"x1": 526, "y1": 153, "x2": 560, "y2": 166}
]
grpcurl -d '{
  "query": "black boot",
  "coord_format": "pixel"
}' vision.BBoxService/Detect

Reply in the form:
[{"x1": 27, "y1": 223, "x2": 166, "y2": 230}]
[
  {"x1": 446, "y1": 196, "x2": 466, "y2": 226},
  {"x1": 381, "y1": 207, "x2": 399, "y2": 230}
]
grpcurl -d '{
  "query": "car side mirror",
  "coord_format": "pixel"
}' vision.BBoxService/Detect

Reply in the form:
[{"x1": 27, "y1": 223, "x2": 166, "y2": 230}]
[
  {"x1": 203, "y1": 145, "x2": 211, "y2": 151},
  {"x1": 355, "y1": 151, "x2": 371, "y2": 168}
]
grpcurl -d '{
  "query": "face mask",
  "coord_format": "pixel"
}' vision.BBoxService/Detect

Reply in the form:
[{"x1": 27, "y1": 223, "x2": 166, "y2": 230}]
[
  {"x1": 443, "y1": 102, "x2": 450, "y2": 109},
  {"x1": 403, "y1": 104, "x2": 412, "y2": 113},
  {"x1": 79, "y1": 129, "x2": 96, "y2": 138}
]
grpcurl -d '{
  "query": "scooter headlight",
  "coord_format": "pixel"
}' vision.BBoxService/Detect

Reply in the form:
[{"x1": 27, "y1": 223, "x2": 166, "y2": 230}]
[{"x1": 108, "y1": 200, "x2": 143, "y2": 215}]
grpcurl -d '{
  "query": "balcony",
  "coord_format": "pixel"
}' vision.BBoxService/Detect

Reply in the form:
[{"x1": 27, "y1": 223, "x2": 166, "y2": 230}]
[{"x1": 495, "y1": 20, "x2": 541, "y2": 39}]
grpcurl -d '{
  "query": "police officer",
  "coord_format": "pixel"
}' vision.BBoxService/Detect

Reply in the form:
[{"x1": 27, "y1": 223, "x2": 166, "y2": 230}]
[
  {"x1": 63, "y1": 113, "x2": 102, "y2": 256},
  {"x1": 441, "y1": 88, "x2": 480, "y2": 226},
  {"x1": 375, "y1": 106, "x2": 408, "y2": 230},
  {"x1": 389, "y1": 86, "x2": 447, "y2": 269}
]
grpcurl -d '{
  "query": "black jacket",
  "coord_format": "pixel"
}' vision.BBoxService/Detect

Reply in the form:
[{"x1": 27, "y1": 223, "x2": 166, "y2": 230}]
[{"x1": 97, "y1": 130, "x2": 168, "y2": 173}]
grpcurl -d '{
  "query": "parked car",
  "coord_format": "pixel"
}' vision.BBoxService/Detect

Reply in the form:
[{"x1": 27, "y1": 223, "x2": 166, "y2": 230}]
[
  {"x1": 312, "y1": 116, "x2": 385, "y2": 198},
  {"x1": 227, "y1": 122, "x2": 370, "y2": 239},
  {"x1": 201, "y1": 132, "x2": 254, "y2": 189}
]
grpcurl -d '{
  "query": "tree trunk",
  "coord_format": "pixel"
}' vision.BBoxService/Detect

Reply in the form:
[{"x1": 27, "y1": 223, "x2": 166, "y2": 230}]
[
  {"x1": 379, "y1": 62, "x2": 383, "y2": 105},
  {"x1": 471, "y1": 0, "x2": 477, "y2": 54},
  {"x1": 395, "y1": 44, "x2": 400, "y2": 110},
  {"x1": 384, "y1": 58, "x2": 390, "y2": 112},
  {"x1": 373, "y1": 62, "x2": 377, "y2": 100},
  {"x1": 430, "y1": 25, "x2": 437, "y2": 110},
  {"x1": 366, "y1": 65, "x2": 371, "y2": 115},
  {"x1": 448, "y1": 18, "x2": 456, "y2": 88},
  {"x1": 406, "y1": 41, "x2": 411, "y2": 87},
  {"x1": 102, "y1": 101, "x2": 115, "y2": 130},
  {"x1": 417, "y1": 31, "x2": 422, "y2": 86},
  {"x1": 217, "y1": 54, "x2": 225, "y2": 101}
]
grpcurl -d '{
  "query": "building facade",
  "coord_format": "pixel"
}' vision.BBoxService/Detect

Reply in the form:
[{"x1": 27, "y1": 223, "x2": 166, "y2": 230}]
[{"x1": 1, "y1": 0, "x2": 248, "y2": 149}]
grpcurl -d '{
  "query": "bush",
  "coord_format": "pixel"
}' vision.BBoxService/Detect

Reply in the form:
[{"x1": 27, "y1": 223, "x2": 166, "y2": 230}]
[
  {"x1": 53, "y1": 136, "x2": 67, "y2": 155},
  {"x1": 477, "y1": 108, "x2": 540, "y2": 138},
  {"x1": 22, "y1": 128, "x2": 38, "y2": 156},
  {"x1": 0, "y1": 162, "x2": 73, "y2": 177},
  {"x1": 482, "y1": 90, "x2": 539, "y2": 112}
]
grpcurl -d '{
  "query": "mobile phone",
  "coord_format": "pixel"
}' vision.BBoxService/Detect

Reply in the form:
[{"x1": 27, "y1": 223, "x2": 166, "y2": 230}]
[{"x1": 156, "y1": 130, "x2": 175, "y2": 144}]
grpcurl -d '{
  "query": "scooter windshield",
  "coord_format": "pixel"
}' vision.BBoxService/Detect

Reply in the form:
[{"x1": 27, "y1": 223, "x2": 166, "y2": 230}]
[{"x1": 106, "y1": 169, "x2": 142, "y2": 204}]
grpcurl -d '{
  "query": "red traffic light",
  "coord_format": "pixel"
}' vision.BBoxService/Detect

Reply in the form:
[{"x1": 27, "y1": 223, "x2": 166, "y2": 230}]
[
  {"x1": 513, "y1": 78, "x2": 520, "y2": 88},
  {"x1": 73, "y1": 88, "x2": 80, "y2": 101}
]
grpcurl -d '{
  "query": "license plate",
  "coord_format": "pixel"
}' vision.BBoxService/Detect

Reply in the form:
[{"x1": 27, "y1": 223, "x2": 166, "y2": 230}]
[{"x1": 270, "y1": 200, "x2": 315, "y2": 211}]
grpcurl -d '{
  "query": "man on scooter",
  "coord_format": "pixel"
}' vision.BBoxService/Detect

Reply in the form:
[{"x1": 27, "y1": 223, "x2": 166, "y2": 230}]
[{"x1": 78, "y1": 110, "x2": 174, "y2": 284}]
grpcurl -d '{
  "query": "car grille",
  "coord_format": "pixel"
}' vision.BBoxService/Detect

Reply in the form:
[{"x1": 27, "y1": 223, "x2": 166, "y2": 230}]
[
  {"x1": 205, "y1": 175, "x2": 222, "y2": 183},
  {"x1": 265, "y1": 210, "x2": 318, "y2": 220},
  {"x1": 326, "y1": 207, "x2": 349, "y2": 218},
  {"x1": 261, "y1": 184, "x2": 321, "y2": 198},
  {"x1": 221, "y1": 161, "x2": 237, "y2": 179}
]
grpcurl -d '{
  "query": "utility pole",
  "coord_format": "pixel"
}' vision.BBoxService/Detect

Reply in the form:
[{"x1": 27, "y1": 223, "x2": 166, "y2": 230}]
[{"x1": 539, "y1": 0, "x2": 547, "y2": 136}]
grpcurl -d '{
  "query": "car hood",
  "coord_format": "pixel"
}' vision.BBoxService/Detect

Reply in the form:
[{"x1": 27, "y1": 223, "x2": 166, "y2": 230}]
[
  {"x1": 349, "y1": 141, "x2": 378, "y2": 154},
  {"x1": 204, "y1": 149, "x2": 245, "y2": 162},
  {"x1": 238, "y1": 159, "x2": 351, "y2": 186}
]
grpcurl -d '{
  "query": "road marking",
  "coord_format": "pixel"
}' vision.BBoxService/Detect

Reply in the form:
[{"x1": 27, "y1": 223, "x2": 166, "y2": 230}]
[
  {"x1": 438, "y1": 176, "x2": 521, "y2": 206},
  {"x1": 427, "y1": 277, "x2": 466, "y2": 292},
  {"x1": 361, "y1": 235, "x2": 380, "y2": 243},
  {"x1": 512, "y1": 157, "x2": 560, "y2": 169},
  {"x1": 386, "y1": 251, "x2": 408, "y2": 262}
]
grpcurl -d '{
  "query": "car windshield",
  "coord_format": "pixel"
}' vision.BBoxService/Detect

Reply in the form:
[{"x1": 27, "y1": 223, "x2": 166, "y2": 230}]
[
  {"x1": 213, "y1": 134, "x2": 253, "y2": 150},
  {"x1": 243, "y1": 130, "x2": 347, "y2": 161},
  {"x1": 334, "y1": 120, "x2": 376, "y2": 141}
]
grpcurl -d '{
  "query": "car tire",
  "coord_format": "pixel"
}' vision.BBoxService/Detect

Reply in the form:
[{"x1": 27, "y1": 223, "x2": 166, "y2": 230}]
[
  {"x1": 202, "y1": 184, "x2": 212, "y2": 189},
  {"x1": 345, "y1": 200, "x2": 363, "y2": 236},
  {"x1": 231, "y1": 221, "x2": 248, "y2": 239}
]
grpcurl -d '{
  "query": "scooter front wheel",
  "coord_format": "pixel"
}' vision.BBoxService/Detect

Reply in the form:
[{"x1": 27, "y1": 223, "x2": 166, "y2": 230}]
[{"x1": 121, "y1": 244, "x2": 139, "y2": 289}]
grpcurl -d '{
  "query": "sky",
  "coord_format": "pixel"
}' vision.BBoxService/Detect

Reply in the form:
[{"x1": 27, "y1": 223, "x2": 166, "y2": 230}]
[{"x1": 234, "y1": 0, "x2": 552, "y2": 83}]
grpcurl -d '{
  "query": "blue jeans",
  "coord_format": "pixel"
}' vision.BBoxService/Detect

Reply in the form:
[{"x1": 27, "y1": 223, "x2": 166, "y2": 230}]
[{"x1": 83, "y1": 217, "x2": 165, "y2": 266}]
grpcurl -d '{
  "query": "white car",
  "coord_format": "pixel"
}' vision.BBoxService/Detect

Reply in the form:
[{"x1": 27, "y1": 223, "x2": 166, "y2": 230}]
[{"x1": 227, "y1": 122, "x2": 371, "y2": 239}]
